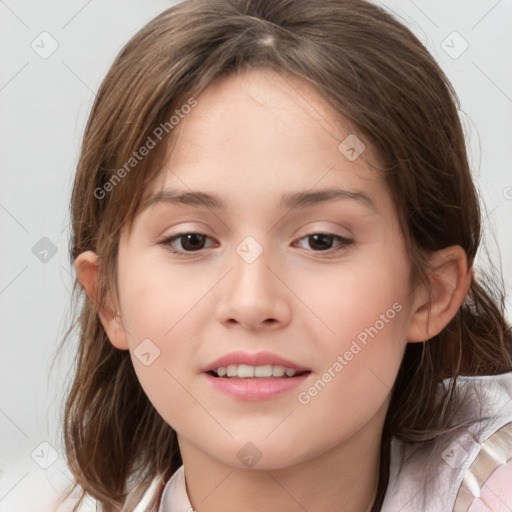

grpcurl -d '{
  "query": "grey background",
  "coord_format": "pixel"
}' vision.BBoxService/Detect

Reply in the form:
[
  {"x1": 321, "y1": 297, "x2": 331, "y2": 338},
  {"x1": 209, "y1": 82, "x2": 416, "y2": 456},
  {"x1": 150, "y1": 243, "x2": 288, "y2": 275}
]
[{"x1": 0, "y1": 0, "x2": 511, "y2": 510}]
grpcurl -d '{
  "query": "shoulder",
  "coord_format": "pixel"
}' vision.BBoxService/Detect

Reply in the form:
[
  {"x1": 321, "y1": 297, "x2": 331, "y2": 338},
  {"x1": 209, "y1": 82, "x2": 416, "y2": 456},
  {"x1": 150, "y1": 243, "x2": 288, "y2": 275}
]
[
  {"x1": 454, "y1": 421, "x2": 512, "y2": 512},
  {"x1": 469, "y1": 459, "x2": 512, "y2": 511},
  {"x1": 382, "y1": 372, "x2": 512, "y2": 512}
]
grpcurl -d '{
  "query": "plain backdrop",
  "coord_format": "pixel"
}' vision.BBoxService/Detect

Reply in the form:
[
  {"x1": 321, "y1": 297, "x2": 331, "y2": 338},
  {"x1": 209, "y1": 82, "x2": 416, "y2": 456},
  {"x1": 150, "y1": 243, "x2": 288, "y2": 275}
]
[{"x1": 0, "y1": 1, "x2": 511, "y2": 510}]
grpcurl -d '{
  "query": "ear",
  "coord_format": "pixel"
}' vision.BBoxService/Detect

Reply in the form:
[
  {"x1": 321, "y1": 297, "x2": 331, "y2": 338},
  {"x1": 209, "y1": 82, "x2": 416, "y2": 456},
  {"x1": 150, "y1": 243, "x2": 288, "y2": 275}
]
[
  {"x1": 74, "y1": 250, "x2": 129, "y2": 350},
  {"x1": 407, "y1": 245, "x2": 473, "y2": 343}
]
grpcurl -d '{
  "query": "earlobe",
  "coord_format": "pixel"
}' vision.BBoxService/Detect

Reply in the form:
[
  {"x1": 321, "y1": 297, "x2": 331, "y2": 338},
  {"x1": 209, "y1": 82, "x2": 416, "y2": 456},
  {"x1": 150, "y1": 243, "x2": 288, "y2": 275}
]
[
  {"x1": 74, "y1": 250, "x2": 129, "y2": 350},
  {"x1": 407, "y1": 246, "x2": 472, "y2": 343}
]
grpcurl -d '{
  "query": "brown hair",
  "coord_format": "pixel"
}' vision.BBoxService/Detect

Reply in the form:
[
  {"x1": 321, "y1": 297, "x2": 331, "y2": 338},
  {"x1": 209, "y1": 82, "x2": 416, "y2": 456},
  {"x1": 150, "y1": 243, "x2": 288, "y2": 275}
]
[{"x1": 54, "y1": 0, "x2": 512, "y2": 510}]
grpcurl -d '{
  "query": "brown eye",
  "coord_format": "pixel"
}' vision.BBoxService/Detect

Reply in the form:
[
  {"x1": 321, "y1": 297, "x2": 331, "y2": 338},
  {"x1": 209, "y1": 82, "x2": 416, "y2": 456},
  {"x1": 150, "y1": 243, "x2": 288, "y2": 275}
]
[
  {"x1": 295, "y1": 233, "x2": 353, "y2": 254},
  {"x1": 160, "y1": 232, "x2": 214, "y2": 254},
  {"x1": 308, "y1": 234, "x2": 334, "y2": 251}
]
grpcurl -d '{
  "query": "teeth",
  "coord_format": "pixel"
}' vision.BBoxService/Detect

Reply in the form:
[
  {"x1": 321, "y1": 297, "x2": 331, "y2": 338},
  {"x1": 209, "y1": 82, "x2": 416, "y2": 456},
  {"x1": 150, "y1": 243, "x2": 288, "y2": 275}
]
[{"x1": 214, "y1": 364, "x2": 301, "y2": 378}]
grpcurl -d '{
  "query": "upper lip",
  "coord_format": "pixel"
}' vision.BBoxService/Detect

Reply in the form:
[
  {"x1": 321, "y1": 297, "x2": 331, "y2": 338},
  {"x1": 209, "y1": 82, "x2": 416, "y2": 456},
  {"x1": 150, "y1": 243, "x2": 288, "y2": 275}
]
[{"x1": 202, "y1": 351, "x2": 311, "y2": 373}]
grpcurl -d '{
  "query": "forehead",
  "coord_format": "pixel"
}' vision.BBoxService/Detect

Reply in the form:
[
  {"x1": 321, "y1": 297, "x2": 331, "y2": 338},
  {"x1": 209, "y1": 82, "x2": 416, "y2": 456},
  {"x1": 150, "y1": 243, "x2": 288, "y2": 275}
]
[
  {"x1": 142, "y1": 68, "x2": 383, "y2": 202},
  {"x1": 163, "y1": 69, "x2": 366, "y2": 168}
]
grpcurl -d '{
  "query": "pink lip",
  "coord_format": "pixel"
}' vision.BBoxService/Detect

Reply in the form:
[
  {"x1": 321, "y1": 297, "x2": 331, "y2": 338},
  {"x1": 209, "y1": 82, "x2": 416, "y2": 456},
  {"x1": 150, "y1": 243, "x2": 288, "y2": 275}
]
[
  {"x1": 202, "y1": 350, "x2": 310, "y2": 373},
  {"x1": 203, "y1": 372, "x2": 310, "y2": 401}
]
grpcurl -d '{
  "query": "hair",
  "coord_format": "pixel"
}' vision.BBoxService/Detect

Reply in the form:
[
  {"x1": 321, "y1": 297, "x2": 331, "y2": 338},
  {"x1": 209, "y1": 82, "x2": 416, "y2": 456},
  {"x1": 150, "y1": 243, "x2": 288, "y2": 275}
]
[{"x1": 53, "y1": 0, "x2": 512, "y2": 510}]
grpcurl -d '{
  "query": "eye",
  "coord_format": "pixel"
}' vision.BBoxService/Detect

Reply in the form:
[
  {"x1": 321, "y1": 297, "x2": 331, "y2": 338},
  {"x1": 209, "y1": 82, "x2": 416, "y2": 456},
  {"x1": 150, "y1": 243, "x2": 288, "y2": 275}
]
[
  {"x1": 159, "y1": 231, "x2": 353, "y2": 256},
  {"x1": 294, "y1": 233, "x2": 353, "y2": 254},
  {"x1": 159, "y1": 232, "x2": 216, "y2": 255}
]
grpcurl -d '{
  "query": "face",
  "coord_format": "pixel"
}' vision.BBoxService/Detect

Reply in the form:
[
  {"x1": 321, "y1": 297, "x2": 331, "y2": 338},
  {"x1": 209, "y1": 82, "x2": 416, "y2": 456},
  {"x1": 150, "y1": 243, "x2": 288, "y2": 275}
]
[{"x1": 111, "y1": 69, "x2": 419, "y2": 470}]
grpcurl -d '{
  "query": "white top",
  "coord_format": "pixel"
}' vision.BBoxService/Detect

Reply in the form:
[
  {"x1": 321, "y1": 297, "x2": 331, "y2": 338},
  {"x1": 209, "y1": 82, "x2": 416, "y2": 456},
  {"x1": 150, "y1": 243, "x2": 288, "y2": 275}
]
[{"x1": 132, "y1": 372, "x2": 512, "y2": 512}]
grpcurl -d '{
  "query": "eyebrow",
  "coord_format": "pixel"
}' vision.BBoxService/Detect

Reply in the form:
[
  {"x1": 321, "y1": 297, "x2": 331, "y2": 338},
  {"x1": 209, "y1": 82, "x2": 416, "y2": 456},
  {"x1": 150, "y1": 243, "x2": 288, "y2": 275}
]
[{"x1": 141, "y1": 187, "x2": 378, "y2": 214}]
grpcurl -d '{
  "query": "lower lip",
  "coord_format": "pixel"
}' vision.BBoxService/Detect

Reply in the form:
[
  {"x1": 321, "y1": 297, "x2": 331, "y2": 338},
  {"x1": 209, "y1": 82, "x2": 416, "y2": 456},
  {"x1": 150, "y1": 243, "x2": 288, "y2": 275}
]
[{"x1": 203, "y1": 372, "x2": 310, "y2": 400}]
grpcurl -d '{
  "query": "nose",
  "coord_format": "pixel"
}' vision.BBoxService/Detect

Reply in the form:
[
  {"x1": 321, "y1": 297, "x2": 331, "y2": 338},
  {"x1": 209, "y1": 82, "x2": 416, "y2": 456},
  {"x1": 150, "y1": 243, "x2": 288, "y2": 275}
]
[{"x1": 215, "y1": 241, "x2": 292, "y2": 331}]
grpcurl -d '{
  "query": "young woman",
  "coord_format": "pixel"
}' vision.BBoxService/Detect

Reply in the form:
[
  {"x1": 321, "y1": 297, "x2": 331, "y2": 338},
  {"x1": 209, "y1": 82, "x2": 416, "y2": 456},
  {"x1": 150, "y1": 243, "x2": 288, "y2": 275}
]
[{"x1": 57, "y1": 1, "x2": 512, "y2": 510}]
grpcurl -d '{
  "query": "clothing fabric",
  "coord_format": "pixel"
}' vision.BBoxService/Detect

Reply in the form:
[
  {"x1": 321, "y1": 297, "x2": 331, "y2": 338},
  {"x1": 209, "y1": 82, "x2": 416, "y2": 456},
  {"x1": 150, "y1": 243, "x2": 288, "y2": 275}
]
[
  {"x1": 131, "y1": 371, "x2": 512, "y2": 512},
  {"x1": 382, "y1": 372, "x2": 512, "y2": 511}
]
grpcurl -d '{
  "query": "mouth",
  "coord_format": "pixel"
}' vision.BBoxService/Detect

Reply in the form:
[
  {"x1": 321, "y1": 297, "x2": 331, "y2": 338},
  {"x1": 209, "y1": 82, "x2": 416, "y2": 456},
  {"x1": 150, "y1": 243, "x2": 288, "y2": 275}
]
[
  {"x1": 202, "y1": 350, "x2": 311, "y2": 378},
  {"x1": 203, "y1": 365, "x2": 311, "y2": 400},
  {"x1": 206, "y1": 364, "x2": 311, "y2": 380}
]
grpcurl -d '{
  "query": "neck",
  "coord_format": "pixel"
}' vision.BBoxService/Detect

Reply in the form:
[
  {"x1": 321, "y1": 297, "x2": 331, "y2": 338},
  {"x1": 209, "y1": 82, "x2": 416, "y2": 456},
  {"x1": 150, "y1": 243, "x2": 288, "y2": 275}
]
[{"x1": 177, "y1": 402, "x2": 388, "y2": 512}]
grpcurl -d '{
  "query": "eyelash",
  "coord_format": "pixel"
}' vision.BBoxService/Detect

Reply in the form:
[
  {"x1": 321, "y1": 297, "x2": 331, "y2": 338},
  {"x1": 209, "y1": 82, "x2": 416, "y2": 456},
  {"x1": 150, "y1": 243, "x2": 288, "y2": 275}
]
[{"x1": 158, "y1": 232, "x2": 353, "y2": 256}]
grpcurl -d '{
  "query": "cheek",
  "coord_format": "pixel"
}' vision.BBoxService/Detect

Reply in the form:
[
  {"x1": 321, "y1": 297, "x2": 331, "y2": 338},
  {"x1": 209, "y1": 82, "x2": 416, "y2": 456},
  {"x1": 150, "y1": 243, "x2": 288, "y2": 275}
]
[
  {"x1": 117, "y1": 265, "x2": 201, "y2": 406},
  {"x1": 120, "y1": 258, "x2": 205, "y2": 343},
  {"x1": 291, "y1": 253, "x2": 410, "y2": 397},
  {"x1": 292, "y1": 251, "x2": 409, "y2": 340},
  {"x1": 292, "y1": 300, "x2": 408, "y2": 447},
  {"x1": 124, "y1": 303, "x2": 196, "y2": 424}
]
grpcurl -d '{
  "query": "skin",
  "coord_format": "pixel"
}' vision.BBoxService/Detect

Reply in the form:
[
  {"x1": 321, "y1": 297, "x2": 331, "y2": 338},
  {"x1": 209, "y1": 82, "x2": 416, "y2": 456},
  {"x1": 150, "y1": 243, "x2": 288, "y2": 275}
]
[{"x1": 75, "y1": 69, "x2": 472, "y2": 512}]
